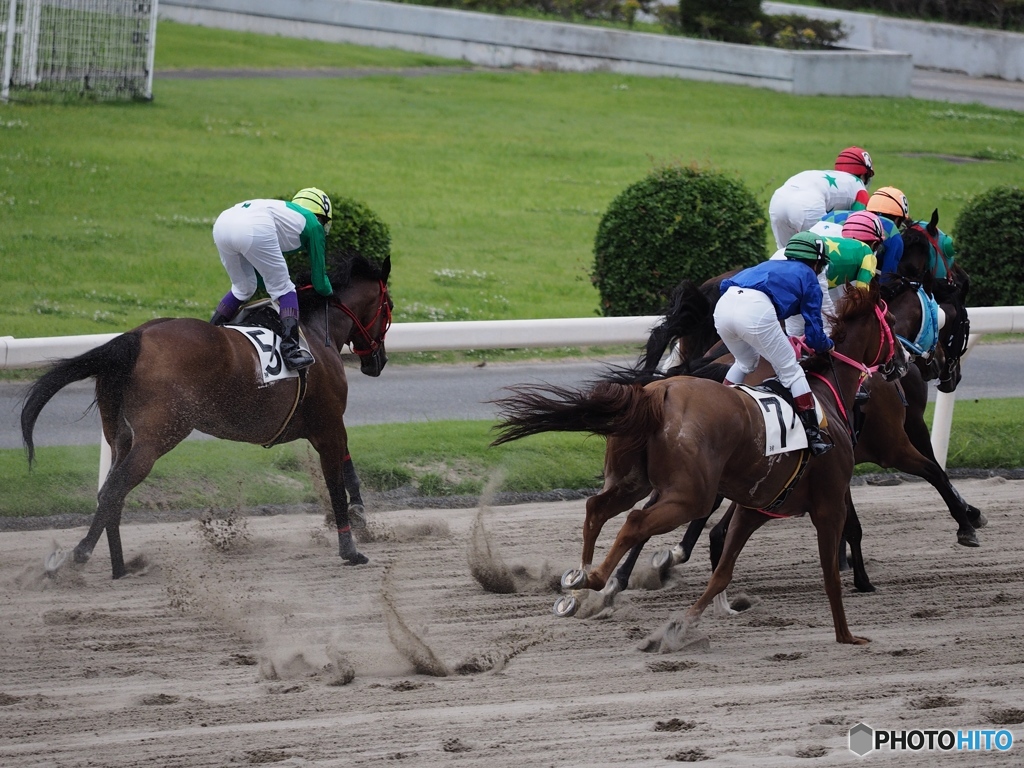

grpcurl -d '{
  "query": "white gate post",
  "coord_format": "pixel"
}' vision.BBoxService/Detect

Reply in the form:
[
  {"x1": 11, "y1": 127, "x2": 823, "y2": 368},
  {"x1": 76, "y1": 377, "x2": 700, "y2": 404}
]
[
  {"x1": 1, "y1": 0, "x2": 18, "y2": 102},
  {"x1": 929, "y1": 333, "x2": 981, "y2": 469},
  {"x1": 98, "y1": 431, "x2": 111, "y2": 490}
]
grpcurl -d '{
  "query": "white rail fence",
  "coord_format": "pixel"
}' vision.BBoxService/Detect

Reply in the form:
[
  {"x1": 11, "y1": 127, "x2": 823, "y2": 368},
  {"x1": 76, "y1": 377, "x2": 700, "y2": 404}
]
[{"x1": 3, "y1": 307, "x2": 1024, "y2": 480}]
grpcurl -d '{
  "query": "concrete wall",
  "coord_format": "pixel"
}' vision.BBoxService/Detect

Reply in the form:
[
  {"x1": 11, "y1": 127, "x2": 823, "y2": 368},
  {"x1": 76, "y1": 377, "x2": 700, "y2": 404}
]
[
  {"x1": 159, "y1": 0, "x2": 912, "y2": 96},
  {"x1": 765, "y1": 2, "x2": 1024, "y2": 82}
]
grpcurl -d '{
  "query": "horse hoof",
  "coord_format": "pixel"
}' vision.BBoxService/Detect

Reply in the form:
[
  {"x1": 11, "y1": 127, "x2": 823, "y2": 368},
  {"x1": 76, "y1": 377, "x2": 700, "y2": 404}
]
[
  {"x1": 969, "y1": 509, "x2": 988, "y2": 529},
  {"x1": 560, "y1": 568, "x2": 588, "y2": 591},
  {"x1": 651, "y1": 550, "x2": 673, "y2": 578},
  {"x1": 349, "y1": 504, "x2": 367, "y2": 530},
  {"x1": 957, "y1": 531, "x2": 980, "y2": 548},
  {"x1": 854, "y1": 582, "x2": 877, "y2": 594},
  {"x1": 73, "y1": 547, "x2": 91, "y2": 565},
  {"x1": 552, "y1": 595, "x2": 579, "y2": 618},
  {"x1": 44, "y1": 548, "x2": 69, "y2": 574},
  {"x1": 343, "y1": 553, "x2": 369, "y2": 566}
]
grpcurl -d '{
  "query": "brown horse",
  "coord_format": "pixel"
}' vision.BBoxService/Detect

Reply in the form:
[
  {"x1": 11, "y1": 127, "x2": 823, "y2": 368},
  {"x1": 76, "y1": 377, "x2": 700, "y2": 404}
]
[
  {"x1": 606, "y1": 280, "x2": 981, "y2": 619},
  {"x1": 494, "y1": 282, "x2": 905, "y2": 647},
  {"x1": 21, "y1": 255, "x2": 392, "y2": 579}
]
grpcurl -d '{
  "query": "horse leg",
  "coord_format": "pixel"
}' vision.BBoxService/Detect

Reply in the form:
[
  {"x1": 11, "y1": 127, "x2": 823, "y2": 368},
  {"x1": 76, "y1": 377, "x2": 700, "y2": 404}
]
[
  {"x1": 651, "y1": 493, "x2": 726, "y2": 577},
  {"x1": 639, "y1": 506, "x2": 767, "y2": 653},
  {"x1": 75, "y1": 439, "x2": 168, "y2": 579},
  {"x1": 810, "y1": 498, "x2": 869, "y2": 645},
  {"x1": 585, "y1": 486, "x2": 714, "y2": 592},
  {"x1": 843, "y1": 490, "x2": 875, "y2": 593},
  {"x1": 562, "y1": 462, "x2": 650, "y2": 590},
  {"x1": 707, "y1": 502, "x2": 738, "y2": 617},
  {"x1": 341, "y1": 454, "x2": 366, "y2": 529},
  {"x1": 901, "y1": 424, "x2": 982, "y2": 545},
  {"x1": 317, "y1": 445, "x2": 367, "y2": 565}
]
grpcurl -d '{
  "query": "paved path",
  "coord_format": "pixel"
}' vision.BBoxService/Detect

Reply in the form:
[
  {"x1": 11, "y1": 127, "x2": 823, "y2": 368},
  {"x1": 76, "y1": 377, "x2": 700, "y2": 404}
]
[{"x1": 3, "y1": 343, "x2": 1022, "y2": 449}]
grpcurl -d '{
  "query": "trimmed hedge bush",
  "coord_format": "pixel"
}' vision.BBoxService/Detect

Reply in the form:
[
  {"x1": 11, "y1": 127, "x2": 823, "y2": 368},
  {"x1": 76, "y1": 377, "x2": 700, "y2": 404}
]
[
  {"x1": 282, "y1": 193, "x2": 391, "y2": 288},
  {"x1": 592, "y1": 165, "x2": 766, "y2": 316},
  {"x1": 954, "y1": 186, "x2": 1024, "y2": 307}
]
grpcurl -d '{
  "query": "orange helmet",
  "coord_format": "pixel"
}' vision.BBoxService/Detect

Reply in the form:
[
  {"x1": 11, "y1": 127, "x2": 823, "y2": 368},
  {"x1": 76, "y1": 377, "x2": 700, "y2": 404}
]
[
  {"x1": 867, "y1": 186, "x2": 909, "y2": 220},
  {"x1": 835, "y1": 146, "x2": 874, "y2": 180}
]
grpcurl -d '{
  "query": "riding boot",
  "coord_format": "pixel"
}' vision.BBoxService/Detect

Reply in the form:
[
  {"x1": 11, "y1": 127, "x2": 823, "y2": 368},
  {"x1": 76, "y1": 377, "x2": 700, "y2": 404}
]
[
  {"x1": 210, "y1": 309, "x2": 232, "y2": 326},
  {"x1": 796, "y1": 405, "x2": 833, "y2": 457},
  {"x1": 280, "y1": 315, "x2": 314, "y2": 371}
]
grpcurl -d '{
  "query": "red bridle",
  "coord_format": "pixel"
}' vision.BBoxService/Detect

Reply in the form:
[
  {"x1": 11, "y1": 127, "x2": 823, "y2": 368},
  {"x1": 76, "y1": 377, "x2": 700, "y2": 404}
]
[{"x1": 330, "y1": 279, "x2": 392, "y2": 357}]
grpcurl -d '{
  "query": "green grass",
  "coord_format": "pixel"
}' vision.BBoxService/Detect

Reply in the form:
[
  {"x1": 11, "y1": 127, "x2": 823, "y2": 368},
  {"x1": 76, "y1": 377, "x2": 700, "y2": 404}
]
[
  {"x1": 4, "y1": 400, "x2": 1022, "y2": 519},
  {"x1": 2, "y1": 23, "x2": 1023, "y2": 338}
]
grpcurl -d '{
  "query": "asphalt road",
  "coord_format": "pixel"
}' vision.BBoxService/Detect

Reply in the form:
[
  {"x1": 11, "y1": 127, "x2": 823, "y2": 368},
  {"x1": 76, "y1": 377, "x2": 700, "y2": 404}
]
[{"x1": 2, "y1": 343, "x2": 1021, "y2": 449}]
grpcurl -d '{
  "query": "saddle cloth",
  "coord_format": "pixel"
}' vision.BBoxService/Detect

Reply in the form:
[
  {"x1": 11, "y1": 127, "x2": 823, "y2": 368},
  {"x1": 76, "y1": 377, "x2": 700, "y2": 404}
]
[
  {"x1": 224, "y1": 300, "x2": 313, "y2": 385},
  {"x1": 733, "y1": 383, "x2": 825, "y2": 457}
]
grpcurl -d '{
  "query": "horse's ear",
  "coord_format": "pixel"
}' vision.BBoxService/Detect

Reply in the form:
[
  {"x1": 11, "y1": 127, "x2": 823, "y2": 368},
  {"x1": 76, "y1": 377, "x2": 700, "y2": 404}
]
[
  {"x1": 928, "y1": 209, "x2": 940, "y2": 235},
  {"x1": 381, "y1": 255, "x2": 392, "y2": 284}
]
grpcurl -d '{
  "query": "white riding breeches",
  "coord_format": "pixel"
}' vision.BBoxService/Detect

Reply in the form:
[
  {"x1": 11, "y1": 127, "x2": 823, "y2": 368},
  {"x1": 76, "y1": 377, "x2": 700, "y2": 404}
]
[
  {"x1": 768, "y1": 191, "x2": 827, "y2": 250},
  {"x1": 213, "y1": 205, "x2": 296, "y2": 301},
  {"x1": 714, "y1": 286, "x2": 812, "y2": 398}
]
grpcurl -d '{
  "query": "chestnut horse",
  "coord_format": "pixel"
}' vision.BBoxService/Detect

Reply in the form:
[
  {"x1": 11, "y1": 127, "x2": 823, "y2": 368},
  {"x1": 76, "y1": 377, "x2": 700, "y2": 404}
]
[
  {"x1": 494, "y1": 283, "x2": 906, "y2": 647},
  {"x1": 21, "y1": 255, "x2": 392, "y2": 579}
]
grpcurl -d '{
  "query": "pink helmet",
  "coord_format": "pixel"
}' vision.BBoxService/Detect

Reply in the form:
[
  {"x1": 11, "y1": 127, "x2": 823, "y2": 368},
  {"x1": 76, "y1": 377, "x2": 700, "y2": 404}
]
[
  {"x1": 835, "y1": 146, "x2": 874, "y2": 180},
  {"x1": 842, "y1": 210, "x2": 885, "y2": 245}
]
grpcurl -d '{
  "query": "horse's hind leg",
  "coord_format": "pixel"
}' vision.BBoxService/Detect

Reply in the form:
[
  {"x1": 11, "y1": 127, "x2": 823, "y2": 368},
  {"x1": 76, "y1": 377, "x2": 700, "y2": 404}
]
[
  {"x1": 640, "y1": 506, "x2": 766, "y2": 653},
  {"x1": 75, "y1": 439, "x2": 168, "y2": 579}
]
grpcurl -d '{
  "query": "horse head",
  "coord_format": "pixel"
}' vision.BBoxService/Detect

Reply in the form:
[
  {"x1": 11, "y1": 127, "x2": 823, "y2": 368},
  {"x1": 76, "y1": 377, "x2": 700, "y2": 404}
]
[
  {"x1": 825, "y1": 281, "x2": 910, "y2": 383},
  {"x1": 898, "y1": 210, "x2": 970, "y2": 392},
  {"x1": 880, "y1": 275, "x2": 945, "y2": 380},
  {"x1": 321, "y1": 253, "x2": 393, "y2": 376}
]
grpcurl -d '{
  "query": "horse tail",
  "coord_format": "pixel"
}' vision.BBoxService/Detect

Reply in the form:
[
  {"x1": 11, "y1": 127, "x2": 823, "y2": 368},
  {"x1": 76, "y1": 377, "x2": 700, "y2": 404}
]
[
  {"x1": 21, "y1": 332, "x2": 141, "y2": 466},
  {"x1": 638, "y1": 279, "x2": 717, "y2": 372},
  {"x1": 491, "y1": 381, "x2": 663, "y2": 454}
]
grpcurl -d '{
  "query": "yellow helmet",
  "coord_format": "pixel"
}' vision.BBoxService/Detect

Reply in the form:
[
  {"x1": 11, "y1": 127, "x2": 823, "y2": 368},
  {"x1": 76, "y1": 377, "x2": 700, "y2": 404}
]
[
  {"x1": 292, "y1": 188, "x2": 332, "y2": 231},
  {"x1": 867, "y1": 186, "x2": 909, "y2": 221}
]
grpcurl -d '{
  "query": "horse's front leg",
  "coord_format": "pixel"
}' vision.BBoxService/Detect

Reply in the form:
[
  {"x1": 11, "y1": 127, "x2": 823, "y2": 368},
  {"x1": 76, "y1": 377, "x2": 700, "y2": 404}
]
[
  {"x1": 319, "y1": 446, "x2": 368, "y2": 565},
  {"x1": 811, "y1": 499, "x2": 869, "y2": 645}
]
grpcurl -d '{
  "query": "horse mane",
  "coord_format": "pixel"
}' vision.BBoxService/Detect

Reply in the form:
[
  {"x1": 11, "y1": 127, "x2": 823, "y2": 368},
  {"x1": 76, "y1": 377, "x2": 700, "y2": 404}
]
[
  {"x1": 800, "y1": 280, "x2": 881, "y2": 375},
  {"x1": 296, "y1": 253, "x2": 386, "y2": 311}
]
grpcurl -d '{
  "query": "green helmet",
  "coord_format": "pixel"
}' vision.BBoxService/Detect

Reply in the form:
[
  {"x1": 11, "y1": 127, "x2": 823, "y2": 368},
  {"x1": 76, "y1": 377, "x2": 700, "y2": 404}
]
[
  {"x1": 292, "y1": 187, "x2": 332, "y2": 232},
  {"x1": 785, "y1": 232, "x2": 828, "y2": 266}
]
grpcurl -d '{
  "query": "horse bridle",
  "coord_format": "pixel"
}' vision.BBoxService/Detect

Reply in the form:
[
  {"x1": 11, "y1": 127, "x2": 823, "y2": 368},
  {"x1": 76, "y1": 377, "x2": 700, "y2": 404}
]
[
  {"x1": 329, "y1": 279, "x2": 392, "y2": 358},
  {"x1": 805, "y1": 300, "x2": 903, "y2": 443}
]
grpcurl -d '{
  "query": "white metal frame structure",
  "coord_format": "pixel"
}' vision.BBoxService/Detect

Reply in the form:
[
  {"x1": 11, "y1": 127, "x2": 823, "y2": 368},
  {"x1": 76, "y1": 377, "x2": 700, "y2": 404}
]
[{"x1": 2, "y1": 0, "x2": 158, "y2": 103}]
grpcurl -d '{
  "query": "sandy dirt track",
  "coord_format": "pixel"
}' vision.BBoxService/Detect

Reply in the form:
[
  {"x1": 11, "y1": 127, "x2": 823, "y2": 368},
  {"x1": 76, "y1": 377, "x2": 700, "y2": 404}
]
[{"x1": 1, "y1": 477, "x2": 1023, "y2": 767}]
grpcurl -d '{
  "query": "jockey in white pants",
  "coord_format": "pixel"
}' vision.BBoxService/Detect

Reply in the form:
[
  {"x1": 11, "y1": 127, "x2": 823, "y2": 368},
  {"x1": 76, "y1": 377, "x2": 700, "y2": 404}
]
[
  {"x1": 767, "y1": 146, "x2": 874, "y2": 250},
  {"x1": 714, "y1": 232, "x2": 835, "y2": 456},
  {"x1": 210, "y1": 189, "x2": 334, "y2": 371}
]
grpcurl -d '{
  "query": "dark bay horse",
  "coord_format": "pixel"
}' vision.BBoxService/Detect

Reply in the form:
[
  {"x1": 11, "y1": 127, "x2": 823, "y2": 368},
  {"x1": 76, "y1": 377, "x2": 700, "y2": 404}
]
[
  {"x1": 494, "y1": 283, "x2": 905, "y2": 647},
  {"x1": 898, "y1": 209, "x2": 971, "y2": 394},
  {"x1": 21, "y1": 255, "x2": 392, "y2": 579}
]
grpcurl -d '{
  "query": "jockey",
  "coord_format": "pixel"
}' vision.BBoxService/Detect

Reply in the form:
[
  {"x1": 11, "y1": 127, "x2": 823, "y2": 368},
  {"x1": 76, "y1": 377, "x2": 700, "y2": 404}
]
[
  {"x1": 821, "y1": 186, "x2": 909, "y2": 275},
  {"x1": 209, "y1": 188, "x2": 334, "y2": 371},
  {"x1": 767, "y1": 146, "x2": 875, "y2": 249},
  {"x1": 714, "y1": 232, "x2": 834, "y2": 456}
]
